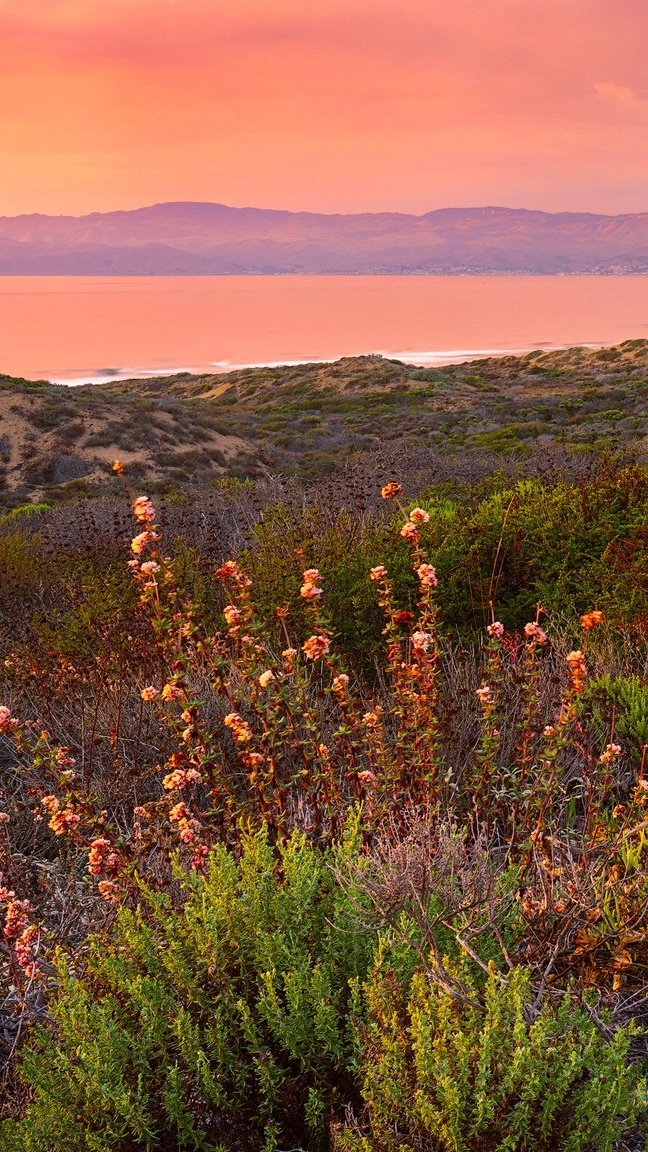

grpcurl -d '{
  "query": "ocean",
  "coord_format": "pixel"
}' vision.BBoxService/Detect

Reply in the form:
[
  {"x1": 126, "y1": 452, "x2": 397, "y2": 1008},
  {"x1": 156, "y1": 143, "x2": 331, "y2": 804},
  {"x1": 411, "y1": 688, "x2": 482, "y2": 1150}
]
[{"x1": 2, "y1": 274, "x2": 648, "y2": 384}]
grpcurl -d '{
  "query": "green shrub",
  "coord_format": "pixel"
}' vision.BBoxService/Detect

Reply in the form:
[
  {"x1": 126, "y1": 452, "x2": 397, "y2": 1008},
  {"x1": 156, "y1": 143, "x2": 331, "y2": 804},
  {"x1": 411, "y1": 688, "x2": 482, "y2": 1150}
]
[
  {"x1": 1, "y1": 828, "x2": 372, "y2": 1152},
  {"x1": 336, "y1": 963, "x2": 646, "y2": 1152}
]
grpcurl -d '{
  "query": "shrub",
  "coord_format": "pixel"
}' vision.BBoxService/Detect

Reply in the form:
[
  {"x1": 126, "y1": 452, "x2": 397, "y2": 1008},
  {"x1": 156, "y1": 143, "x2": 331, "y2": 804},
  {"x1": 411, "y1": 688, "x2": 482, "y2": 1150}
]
[
  {"x1": 335, "y1": 964, "x2": 645, "y2": 1152},
  {"x1": 0, "y1": 828, "x2": 372, "y2": 1152}
]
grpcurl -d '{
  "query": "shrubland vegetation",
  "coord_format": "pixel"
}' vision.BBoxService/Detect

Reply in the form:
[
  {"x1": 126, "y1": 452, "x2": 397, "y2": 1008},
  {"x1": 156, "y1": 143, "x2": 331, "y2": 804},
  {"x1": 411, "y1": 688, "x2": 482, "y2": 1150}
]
[{"x1": 0, "y1": 351, "x2": 648, "y2": 1149}]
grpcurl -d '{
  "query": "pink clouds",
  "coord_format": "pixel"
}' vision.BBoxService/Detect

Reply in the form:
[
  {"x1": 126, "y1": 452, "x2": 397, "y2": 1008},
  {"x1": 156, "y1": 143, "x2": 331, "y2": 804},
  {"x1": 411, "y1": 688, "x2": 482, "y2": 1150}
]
[{"x1": 1, "y1": 0, "x2": 647, "y2": 216}]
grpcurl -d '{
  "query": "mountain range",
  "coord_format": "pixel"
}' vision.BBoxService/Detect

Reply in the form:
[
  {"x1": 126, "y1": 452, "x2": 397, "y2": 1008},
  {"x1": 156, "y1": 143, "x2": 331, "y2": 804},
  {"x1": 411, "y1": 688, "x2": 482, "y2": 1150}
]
[{"x1": 2, "y1": 202, "x2": 648, "y2": 274}]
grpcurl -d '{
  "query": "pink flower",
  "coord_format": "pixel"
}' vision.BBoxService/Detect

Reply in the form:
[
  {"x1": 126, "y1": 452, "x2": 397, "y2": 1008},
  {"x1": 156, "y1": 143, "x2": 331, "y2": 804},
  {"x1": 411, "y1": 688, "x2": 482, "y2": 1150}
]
[
  {"x1": 331, "y1": 674, "x2": 349, "y2": 694},
  {"x1": 409, "y1": 507, "x2": 430, "y2": 524},
  {"x1": 487, "y1": 621, "x2": 504, "y2": 639},
  {"x1": 0, "y1": 706, "x2": 18, "y2": 734},
  {"x1": 223, "y1": 604, "x2": 243, "y2": 628},
  {"x1": 412, "y1": 630, "x2": 432, "y2": 652},
  {"x1": 599, "y1": 742, "x2": 622, "y2": 766},
  {"x1": 131, "y1": 530, "x2": 159, "y2": 555},
  {"x1": 524, "y1": 622, "x2": 547, "y2": 644},
  {"x1": 381, "y1": 481, "x2": 402, "y2": 500},
  {"x1": 476, "y1": 684, "x2": 494, "y2": 706},
  {"x1": 369, "y1": 565, "x2": 388, "y2": 582},
  {"x1": 416, "y1": 563, "x2": 438, "y2": 589},
  {"x1": 357, "y1": 770, "x2": 377, "y2": 786},
  {"x1": 302, "y1": 635, "x2": 330, "y2": 661},
  {"x1": 400, "y1": 521, "x2": 420, "y2": 544},
  {"x1": 141, "y1": 685, "x2": 159, "y2": 702},
  {"x1": 133, "y1": 496, "x2": 156, "y2": 524}
]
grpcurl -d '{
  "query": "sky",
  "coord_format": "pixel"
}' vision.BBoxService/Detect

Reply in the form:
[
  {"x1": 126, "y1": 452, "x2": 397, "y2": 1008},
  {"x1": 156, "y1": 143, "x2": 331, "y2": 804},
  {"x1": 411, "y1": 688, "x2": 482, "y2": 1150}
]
[{"x1": 1, "y1": 0, "x2": 648, "y2": 218}]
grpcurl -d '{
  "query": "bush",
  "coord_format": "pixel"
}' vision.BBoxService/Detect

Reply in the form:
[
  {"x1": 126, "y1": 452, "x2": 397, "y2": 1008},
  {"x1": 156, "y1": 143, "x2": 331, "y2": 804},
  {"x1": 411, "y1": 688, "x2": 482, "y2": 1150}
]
[
  {"x1": 336, "y1": 964, "x2": 645, "y2": 1152},
  {"x1": 0, "y1": 828, "x2": 372, "y2": 1152}
]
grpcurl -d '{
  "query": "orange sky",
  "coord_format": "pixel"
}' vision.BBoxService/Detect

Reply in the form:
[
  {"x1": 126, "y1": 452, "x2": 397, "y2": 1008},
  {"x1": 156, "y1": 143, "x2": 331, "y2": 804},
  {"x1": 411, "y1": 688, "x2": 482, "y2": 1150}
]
[{"x1": 1, "y1": 0, "x2": 648, "y2": 217}]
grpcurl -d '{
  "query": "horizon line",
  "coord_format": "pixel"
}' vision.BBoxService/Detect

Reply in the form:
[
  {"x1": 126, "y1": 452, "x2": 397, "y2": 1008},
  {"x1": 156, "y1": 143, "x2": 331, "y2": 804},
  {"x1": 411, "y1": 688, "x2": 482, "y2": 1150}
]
[{"x1": 2, "y1": 200, "x2": 648, "y2": 222}]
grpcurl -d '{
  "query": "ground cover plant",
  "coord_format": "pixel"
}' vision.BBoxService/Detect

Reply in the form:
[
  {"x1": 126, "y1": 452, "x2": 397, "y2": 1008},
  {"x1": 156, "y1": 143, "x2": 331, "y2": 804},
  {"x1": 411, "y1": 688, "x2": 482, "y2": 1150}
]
[{"x1": 0, "y1": 465, "x2": 647, "y2": 1149}]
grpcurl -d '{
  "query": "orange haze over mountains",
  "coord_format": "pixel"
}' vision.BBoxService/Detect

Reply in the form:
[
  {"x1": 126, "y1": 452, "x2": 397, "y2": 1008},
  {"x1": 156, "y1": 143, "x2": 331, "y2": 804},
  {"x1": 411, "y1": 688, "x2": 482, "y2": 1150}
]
[{"x1": 1, "y1": 0, "x2": 648, "y2": 219}]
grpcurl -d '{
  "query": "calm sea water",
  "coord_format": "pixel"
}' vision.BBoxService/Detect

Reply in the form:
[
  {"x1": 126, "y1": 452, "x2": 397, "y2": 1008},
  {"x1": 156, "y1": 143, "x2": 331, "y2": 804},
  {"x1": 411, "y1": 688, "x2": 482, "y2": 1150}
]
[{"x1": 2, "y1": 275, "x2": 648, "y2": 384}]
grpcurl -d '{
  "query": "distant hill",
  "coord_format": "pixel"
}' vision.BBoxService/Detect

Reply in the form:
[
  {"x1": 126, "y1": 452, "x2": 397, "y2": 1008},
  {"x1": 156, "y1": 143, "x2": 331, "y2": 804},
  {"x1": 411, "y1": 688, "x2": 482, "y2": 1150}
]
[{"x1": 2, "y1": 202, "x2": 648, "y2": 274}]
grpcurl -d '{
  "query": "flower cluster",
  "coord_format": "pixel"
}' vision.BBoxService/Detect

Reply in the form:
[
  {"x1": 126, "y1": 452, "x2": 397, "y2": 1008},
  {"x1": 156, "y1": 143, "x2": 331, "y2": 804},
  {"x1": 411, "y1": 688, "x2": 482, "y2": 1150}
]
[
  {"x1": 416, "y1": 563, "x2": 438, "y2": 589},
  {"x1": 566, "y1": 649, "x2": 587, "y2": 693},
  {"x1": 169, "y1": 801, "x2": 203, "y2": 845},
  {"x1": 302, "y1": 635, "x2": 330, "y2": 661},
  {"x1": 487, "y1": 621, "x2": 504, "y2": 639},
  {"x1": 0, "y1": 882, "x2": 40, "y2": 979},
  {"x1": 41, "y1": 795, "x2": 81, "y2": 836},
  {"x1": 0, "y1": 705, "x2": 18, "y2": 734},
  {"x1": 300, "y1": 568, "x2": 323, "y2": 600},
  {"x1": 162, "y1": 766, "x2": 203, "y2": 790},
  {"x1": 580, "y1": 610, "x2": 605, "y2": 632},
  {"x1": 133, "y1": 496, "x2": 156, "y2": 524},
  {"x1": 524, "y1": 622, "x2": 548, "y2": 644},
  {"x1": 88, "y1": 837, "x2": 120, "y2": 876},
  {"x1": 381, "y1": 481, "x2": 402, "y2": 500},
  {"x1": 224, "y1": 712, "x2": 253, "y2": 744}
]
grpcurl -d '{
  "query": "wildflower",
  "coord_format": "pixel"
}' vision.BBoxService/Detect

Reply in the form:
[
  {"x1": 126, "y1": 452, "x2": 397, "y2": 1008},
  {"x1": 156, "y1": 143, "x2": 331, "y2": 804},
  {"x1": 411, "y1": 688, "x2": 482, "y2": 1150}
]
[
  {"x1": 302, "y1": 635, "x2": 330, "y2": 661},
  {"x1": 580, "y1": 610, "x2": 605, "y2": 631},
  {"x1": 543, "y1": 725, "x2": 556, "y2": 737},
  {"x1": 224, "y1": 712, "x2": 253, "y2": 743},
  {"x1": 363, "y1": 711, "x2": 381, "y2": 728},
  {"x1": 274, "y1": 605, "x2": 290, "y2": 619},
  {"x1": 282, "y1": 647, "x2": 298, "y2": 667},
  {"x1": 0, "y1": 812, "x2": 9, "y2": 824},
  {"x1": 141, "y1": 685, "x2": 159, "y2": 702},
  {"x1": 0, "y1": 706, "x2": 18, "y2": 734},
  {"x1": 400, "y1": 521, "x2": 420, "y2": 544},
  {"x1": 55, "y1": 746, "x2": 75, "y2": 768},
  {"x1": 476, "y1": 683, "x2": 494, "y2": 706},
  {"x1": 215, "y1": 560, "x2": 251, "y2": 588},
  {"x1": 393, "y1": 610, "x2": 415, "y2": 625},
  {"x1": 97, "y1": 881, "x2": 121, "y2": 903},
  {"x1": 381, "y1": 481, "x2": 402, "y2": 500},
  {"x1": 524, "y1": 622, "x2": 548, "y2": 644},
  {"x1": 161, "y1": 682, "x2": 184, "y2": 701},
  {"x1": 331, "y1": 674, "x2": 349, "y2": 695},
  {"x1": 47, "y1": 805, "x2": 81, "y2": 836},
  {"x1": 599, "y1": 742, "x2": 622, "y2": 766},
  {"x1": 191, "y1": 844, "x2": 210, "y2": 871},
  {"x1": 357, "y1": 770, "x2": 377, "y2": 786},
  {"x1": 88, "y1": 838, "x2": 113, "y2": 876},
  {"x1": 133, "y1": 496, "x2": 156, "y2": 524},
  {"x1": 369, "y1": 565, "x2": 388, "y2": 582},
  {"x1": 163, "y1": 767, "x2": 202, "y2": 790},
  {"x1": 412, "y1": 630, "x2": 432, "y2": 652},
  {"x1": 566, "y1": 649, "x2": 587, "y2": 691},
  {"x1": 300, "y1": 580, "x2": 323, "y2": 600},
  {"x1": 140, "y1": 560, "x2": 160, "y2": 575},
  {"x1": 487, "y1": 621, "x2": 504, "y2": 639},
  {"x1": 112, "y1": 460, "x2": 125, "y2": 476},
  {"x1": 416, "y1": 563, "x2": 438, "y2": 589},
  {"x1": 259, "y1": 670, "x2": 275, "y2": 688},
  {"x1": 131, "y1": 530, "x2": 158, "y2": 555},
  {"x1": 223, "y1": 604, "x2": 243, "y2": 628},
  {"x1": 409, "y1": 507, "x2": 430, "y2": 524}
]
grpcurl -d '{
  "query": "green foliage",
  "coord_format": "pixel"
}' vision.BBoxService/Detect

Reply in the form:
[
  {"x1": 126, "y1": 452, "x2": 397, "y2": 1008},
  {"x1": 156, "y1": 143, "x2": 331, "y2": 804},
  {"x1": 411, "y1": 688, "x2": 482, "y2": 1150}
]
[
  {"x1": 1, "y1": 828, "x2": 372, "y2": 1152},
  {"x1": 337, "y1": 963, "x2": 646, "y2": 1152},
  {"x1": 589, "y1": 675, "x2": 648, "y2": 758}
]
